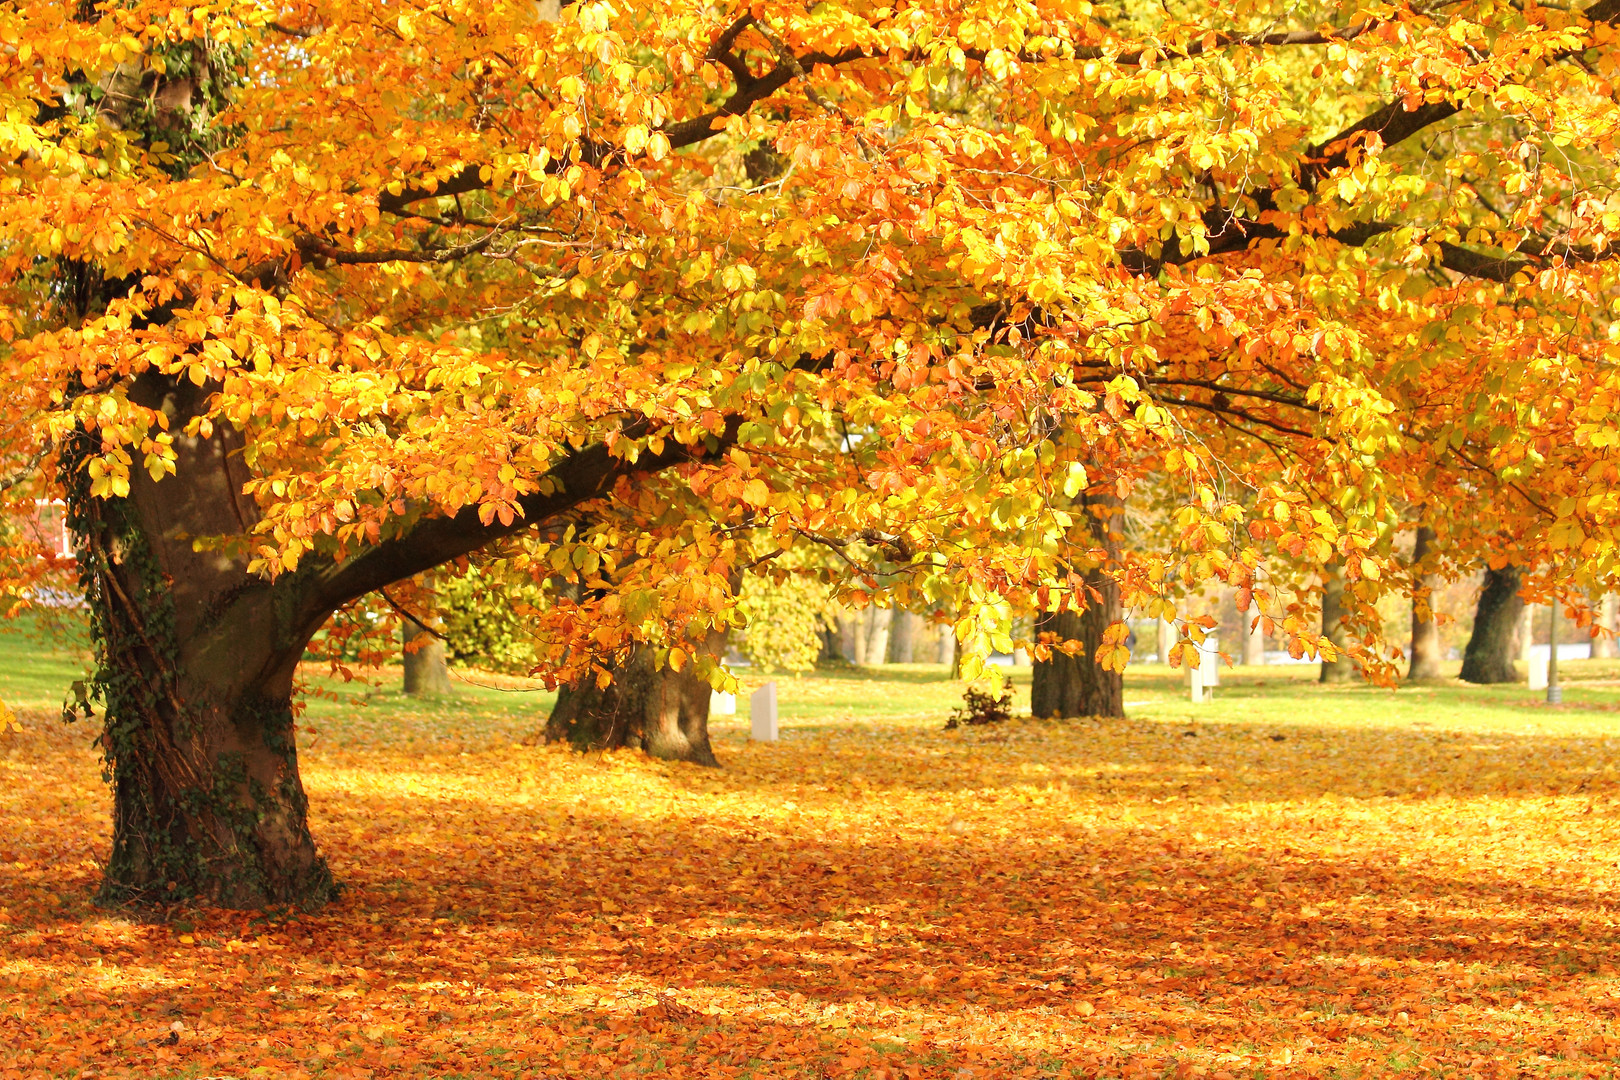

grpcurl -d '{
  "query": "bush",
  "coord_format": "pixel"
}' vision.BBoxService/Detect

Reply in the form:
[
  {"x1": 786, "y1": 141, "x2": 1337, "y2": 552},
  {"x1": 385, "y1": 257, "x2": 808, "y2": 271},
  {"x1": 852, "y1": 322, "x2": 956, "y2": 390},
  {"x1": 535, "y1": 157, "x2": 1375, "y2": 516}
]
[{"x1": 944, "y1": 686, "x2": 1013, "y2": 729}]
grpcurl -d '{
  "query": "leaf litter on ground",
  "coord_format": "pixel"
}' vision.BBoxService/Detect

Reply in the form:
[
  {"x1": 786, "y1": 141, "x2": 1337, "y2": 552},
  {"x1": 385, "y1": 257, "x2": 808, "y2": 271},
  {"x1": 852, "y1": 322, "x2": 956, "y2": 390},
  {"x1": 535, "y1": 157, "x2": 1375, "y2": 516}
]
[{"x1": 2, "y1": 659, "x2": 1620, "y2": 1078}]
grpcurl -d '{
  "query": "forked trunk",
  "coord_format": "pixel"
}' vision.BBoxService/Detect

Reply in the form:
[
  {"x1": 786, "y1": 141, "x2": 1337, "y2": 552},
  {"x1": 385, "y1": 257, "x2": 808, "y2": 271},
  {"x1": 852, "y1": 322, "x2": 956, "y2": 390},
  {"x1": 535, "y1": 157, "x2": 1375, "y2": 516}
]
[
  {"x1": 1031, "y1": 489, "x2": 1124, "y2": 719},
  {"x1": 65, "y1": 370, "x2": 680, "y2": 908},
  {"x1": 1407, "y1": 525, "x2": 1444, "y2": 680},
  {"x1": 544, "y1": 639, "x2": 721, "y2": 767},
  {"x1": 1460, "y1": 565, "x2": 1525, "y2": 684}
]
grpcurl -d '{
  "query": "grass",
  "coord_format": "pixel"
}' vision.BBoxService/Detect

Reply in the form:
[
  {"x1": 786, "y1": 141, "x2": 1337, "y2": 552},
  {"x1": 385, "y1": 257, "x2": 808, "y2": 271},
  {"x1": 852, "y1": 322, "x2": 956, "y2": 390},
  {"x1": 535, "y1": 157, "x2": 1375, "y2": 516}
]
[{"x1": 4, "y1": 624, "x2": 1620, "y2": 1078}]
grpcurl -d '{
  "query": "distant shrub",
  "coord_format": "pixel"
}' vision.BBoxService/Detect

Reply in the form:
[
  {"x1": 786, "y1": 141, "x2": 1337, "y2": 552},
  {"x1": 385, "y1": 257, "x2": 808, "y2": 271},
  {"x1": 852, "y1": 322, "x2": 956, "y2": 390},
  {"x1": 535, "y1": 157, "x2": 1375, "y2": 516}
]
[
  {"x1": 736, "y1": 552, "x2": 838, "y2": 673},
  {"x1": 945, "y1": 686, "x2": 1013, "y2": 729}
]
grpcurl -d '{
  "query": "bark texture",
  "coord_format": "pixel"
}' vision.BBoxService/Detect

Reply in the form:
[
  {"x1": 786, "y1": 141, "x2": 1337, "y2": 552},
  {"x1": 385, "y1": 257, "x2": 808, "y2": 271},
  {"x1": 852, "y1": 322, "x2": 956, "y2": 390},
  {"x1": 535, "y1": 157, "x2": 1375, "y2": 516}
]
[
  {"x1": 1319, "y1": 564, "x2": 1356, "y2": 683},
  {"x1": 1030, "y1": 492, "x2": 1124, "y2": 719},
  {"x1": 72, "y1": 375, "x2": 335, "y2": 908},
  {"x1": 543, "y1": 642, "x2": 720, "y2": 767},
  {"x1": 1460, "y1": 565, "x2": 1525, "y2": 684},
  {"x1": 1407, "y1": 525, "x2": 1444, "y2": 680}
]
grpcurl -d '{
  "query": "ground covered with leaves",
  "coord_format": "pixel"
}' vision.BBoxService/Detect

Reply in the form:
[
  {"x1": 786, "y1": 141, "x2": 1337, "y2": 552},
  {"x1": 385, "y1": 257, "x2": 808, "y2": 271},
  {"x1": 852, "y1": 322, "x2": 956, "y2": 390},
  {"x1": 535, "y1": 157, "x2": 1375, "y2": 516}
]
[{"x1": 4, "y1": 649, "x2": 1620, "y2": 1079}]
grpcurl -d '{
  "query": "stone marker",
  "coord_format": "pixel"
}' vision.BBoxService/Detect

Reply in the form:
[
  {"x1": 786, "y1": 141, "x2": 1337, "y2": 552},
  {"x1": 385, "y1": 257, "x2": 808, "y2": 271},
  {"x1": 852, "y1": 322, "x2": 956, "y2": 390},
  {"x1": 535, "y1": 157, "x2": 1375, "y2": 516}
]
[
  {"x1": 750, "y1": 681, "x2": 778, "y2": 742},
  {"x1": 1199, "y1": 635, "x2": 1220, "y2": 688},
  {"x1": 1189, "y1": 666, "x2": 1207, "y2": 704},
  {"x1": 710, "y1": 690, "x2": 737, "y2": 716},
  {"x1": 1529, "y1": 653, "x2": 1549, "y2": 691}
]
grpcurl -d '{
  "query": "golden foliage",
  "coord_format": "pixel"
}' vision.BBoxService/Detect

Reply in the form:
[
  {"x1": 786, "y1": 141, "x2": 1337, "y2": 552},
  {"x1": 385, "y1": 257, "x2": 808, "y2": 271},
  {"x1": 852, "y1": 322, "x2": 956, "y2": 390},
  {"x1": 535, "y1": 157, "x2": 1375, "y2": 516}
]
[{"x1": 7, "y1": 0, "x2": 1620, "y2": 688}]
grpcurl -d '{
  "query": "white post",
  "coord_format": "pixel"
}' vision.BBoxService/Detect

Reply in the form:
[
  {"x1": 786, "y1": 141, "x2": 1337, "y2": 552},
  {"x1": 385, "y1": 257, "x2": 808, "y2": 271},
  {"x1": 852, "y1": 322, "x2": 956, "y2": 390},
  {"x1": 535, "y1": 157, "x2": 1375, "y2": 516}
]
[
  {"x1": 1200, "y1": 634, "x2": 1220, "y2": 688},
  {"x1": 749, "y1": 681, "x2": 778, "y2": 742},
  {"x1": 1528, "y1": 651, "x2": 1549, "y2": 691}
]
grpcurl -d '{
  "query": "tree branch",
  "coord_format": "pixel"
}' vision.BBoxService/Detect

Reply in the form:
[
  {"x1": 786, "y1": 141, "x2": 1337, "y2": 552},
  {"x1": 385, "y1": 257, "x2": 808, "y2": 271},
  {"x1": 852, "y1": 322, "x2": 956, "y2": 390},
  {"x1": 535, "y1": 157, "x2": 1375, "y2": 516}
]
[{"x1": 308, "y1": 417, "x2": 744, "y2": 614}]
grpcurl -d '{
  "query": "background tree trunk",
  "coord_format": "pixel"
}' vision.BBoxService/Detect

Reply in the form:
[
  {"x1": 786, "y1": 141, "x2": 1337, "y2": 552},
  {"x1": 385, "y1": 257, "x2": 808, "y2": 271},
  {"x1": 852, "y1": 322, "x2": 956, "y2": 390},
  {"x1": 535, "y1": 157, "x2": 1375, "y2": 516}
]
[
  {"x1": 1031, "y1": 490, "x2": 1124, "y2": 719},
  {"x1": 543, "y1": 634, "x2": 723, "y2": 767},
  {"x1": 936, "y1": 619, "x2": 956, "y2": 666},
  {"x1": 402, "y1": 621, "x2": 453, "y2": 696},
  {"x1": 1157, "y1": 617, "x2": 1174, "y2": 664},
  {"x1": 1408, "y1": 525, "x2": 1444, "y2": 680},
  {"x1": 842, "y1": 613, "x2": 867, "y2": 665},
  {"x1": 837, "y1": 613, "x2": 861, "y2": 663},
  {"x1": 1319, "y1": 564, "x2": 1356, "y2": 683},
  {"x1": 888, "y1": 611, "x2": 920, "y2": 663},
  {"x1": 1242, "y1": 600, "x2": 1266, "y2": 666},
  {"x1": 863, "y1": 608, "x2": 893, "y2": 667},
  {"x1": 1595, "y1": 594, "x2": 1619, "y2": 659},
  {"x1": 1460, "y1": 565, "x2": 1525, "y2": 684},
  {"x1": 1517, "y1": 602, "x2": 1536, "y2": 664}
]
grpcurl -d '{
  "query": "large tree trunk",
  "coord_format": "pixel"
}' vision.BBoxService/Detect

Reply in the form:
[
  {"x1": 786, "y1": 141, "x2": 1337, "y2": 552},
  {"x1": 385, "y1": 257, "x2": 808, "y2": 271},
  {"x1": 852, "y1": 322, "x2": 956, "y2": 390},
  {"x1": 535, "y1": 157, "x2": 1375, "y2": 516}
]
[
  {"x1": 1031, "y1": 491, "x2": 1124, "y2": 719},
  {"x1": 543, "y1": 641, "x2": 720, "y2": 767},
  {"x1": 67, "y1": 376, "x2": 336, "y2": 909},
  {"x1": 1319, "y1": 564, "x2": 1356, "y2": 683},
  {"x1": 1460, "y1": 565, "x2": 1525, "y2": 684},
  {"x1": 402, "y1": 621, "x2": 453, "y2": 696},
  {"x1": 1408, "y1": 525, "x2": 1444, "y2": 680}
]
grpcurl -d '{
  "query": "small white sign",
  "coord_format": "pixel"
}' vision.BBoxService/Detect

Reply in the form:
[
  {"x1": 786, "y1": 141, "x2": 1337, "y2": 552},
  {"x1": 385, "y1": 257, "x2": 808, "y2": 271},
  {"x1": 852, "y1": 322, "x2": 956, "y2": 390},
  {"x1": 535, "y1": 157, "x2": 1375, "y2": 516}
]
[
  {"x1": 1529, "y1": 654, "x2": 1549, "y2": 691},
  {"x1": 750, "y1": 681, "x2": 778, "y2": 742},
  {"x1": 709, "y1": 690, "x2": 737, "y2": 716},
  {"x1": 1199, "y1": 634, "x2": 1220, "y2": 688}
]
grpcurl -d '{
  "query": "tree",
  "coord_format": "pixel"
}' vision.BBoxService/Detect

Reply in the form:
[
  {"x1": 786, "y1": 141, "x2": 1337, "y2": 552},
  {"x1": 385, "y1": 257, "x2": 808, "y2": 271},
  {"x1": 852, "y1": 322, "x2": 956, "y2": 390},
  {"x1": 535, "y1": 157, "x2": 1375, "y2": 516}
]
[
  {"x1": 1460, "y1": 565, "x2": 1527, "y2": 684},
  {"x1": 11, "y1": 0, "x2": 1620, "y2": 907},
  {"x1": 1031, "y1": 492, "x2": 1124, "y2": 718},
  {"x1": 401, "y1": 621, "x2": 453, "y2": 697},
  {"x1": 543, "y1": 634, "x2": 723, "y2": 767},
  {"x1": 1595, "y1": 594, "x2": 1620, "y2": 660},
  {"x1": 1319, "y1": 565, "x2": 1357, "y2": 684},
  {"x1": 1408, "y1": 526, "x2": 1444, "y2": 680}
]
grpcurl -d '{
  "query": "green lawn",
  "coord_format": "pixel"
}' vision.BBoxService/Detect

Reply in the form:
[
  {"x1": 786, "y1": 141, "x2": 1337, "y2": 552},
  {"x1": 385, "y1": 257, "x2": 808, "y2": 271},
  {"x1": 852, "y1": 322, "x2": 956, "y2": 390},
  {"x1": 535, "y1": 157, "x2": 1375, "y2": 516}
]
[{"x1": 6, "y1": 616, "x2": 1620, "y2": 750}]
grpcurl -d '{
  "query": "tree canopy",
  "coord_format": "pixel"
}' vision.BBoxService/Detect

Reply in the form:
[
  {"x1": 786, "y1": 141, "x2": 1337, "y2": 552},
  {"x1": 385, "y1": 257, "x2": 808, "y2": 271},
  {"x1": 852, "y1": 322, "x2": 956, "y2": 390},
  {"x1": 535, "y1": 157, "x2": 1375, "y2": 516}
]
[
  {"x1": 9, "y1": 0, "x2": 1620, "y2": 677},
  {"x1": 6, "y1": 0, "x2": 1620, "y2": 901}
]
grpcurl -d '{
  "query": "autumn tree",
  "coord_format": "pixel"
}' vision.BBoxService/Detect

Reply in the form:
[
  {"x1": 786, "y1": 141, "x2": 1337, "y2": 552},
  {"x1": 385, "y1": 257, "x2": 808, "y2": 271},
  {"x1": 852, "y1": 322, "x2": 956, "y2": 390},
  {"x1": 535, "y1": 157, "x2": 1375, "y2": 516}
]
[{"x1": 10, "y1": 0, "x2": 1620, "y2": 907}]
